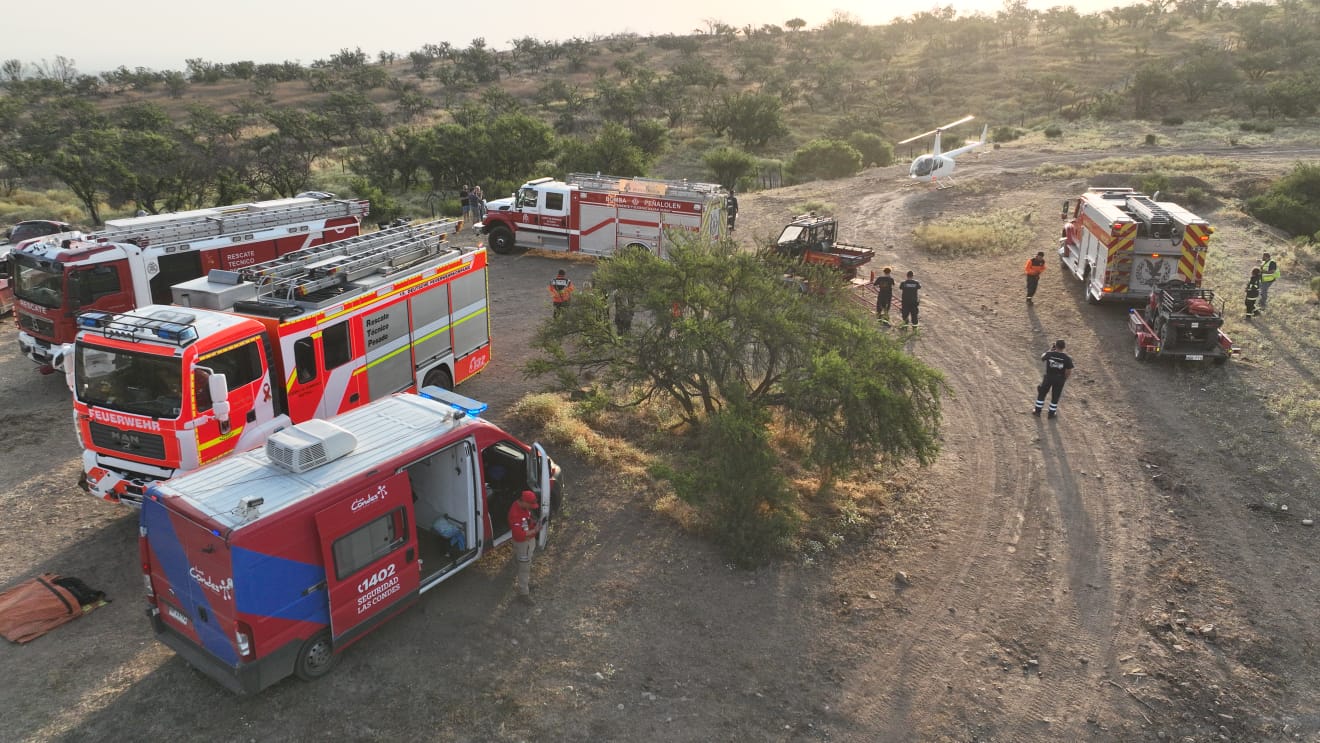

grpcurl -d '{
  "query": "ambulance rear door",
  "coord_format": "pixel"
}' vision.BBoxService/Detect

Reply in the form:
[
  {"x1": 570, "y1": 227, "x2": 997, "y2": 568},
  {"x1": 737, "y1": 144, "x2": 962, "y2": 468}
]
[{"x1": 314, "y1": 471, "x2": 421, "y2": 645}]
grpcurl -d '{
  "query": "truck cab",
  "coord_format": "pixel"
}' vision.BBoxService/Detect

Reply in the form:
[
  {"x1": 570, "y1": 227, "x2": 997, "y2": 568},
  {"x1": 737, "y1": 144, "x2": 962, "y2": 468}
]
[{"x1": 774, "y1": 214, "x2": 875, "y2": 279}]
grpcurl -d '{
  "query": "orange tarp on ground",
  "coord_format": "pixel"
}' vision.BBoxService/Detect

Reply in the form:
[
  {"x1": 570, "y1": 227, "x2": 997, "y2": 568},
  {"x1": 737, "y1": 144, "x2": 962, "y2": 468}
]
[{"x1": 0, "y1": 573, "x2": 105, "y2": 643}]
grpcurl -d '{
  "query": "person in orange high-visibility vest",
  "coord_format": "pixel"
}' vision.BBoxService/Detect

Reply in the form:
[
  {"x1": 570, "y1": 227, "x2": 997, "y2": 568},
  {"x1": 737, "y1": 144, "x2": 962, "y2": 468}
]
[
  {"x1": 1024, "y1": 251, "x2": 1047, "y2": 303},
  {"x1": 548, "y1": 269, "x2": 574, "y2": 317}
]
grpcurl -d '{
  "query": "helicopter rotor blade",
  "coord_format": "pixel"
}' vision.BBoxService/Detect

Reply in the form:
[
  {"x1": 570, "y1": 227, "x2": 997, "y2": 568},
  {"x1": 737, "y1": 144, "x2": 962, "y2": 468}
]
[{"x1": 897, "y1": 115, "x2": 975, "y2": 145}]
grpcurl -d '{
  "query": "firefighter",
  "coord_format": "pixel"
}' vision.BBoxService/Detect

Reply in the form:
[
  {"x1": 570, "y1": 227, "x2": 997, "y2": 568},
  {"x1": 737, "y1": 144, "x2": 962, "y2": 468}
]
[
  {"x1": 460, "y1": 185, "x2": 471, "y2": 224},
  {"x1": 726, "y1": 190, "x2": 739, "y2": 232},
  {"x1": 548, "y1": 269, "x2": 574, "y2": 317},
  {"x1": 1245, "y1": 267, "x2": 1262, "y2": 319},
  {"x1": 1024, "y1": 251, "x2": 1047, "y2": 303},
  {"x1": 508, "y1": 490, "x2": 541, "y2": 602},
  {"x1": 873, "y1": 266, "x2": 895, "y2": 325},
  {"x1": 1033, "y1": 339, "x2": 1074, "y2": 419},
  {"x1": 898, "y1": 270, "x2": 921, "y2": 328},
  {"x1": 1258, "y1": 252, "x2": 1280, "y2": 310}
]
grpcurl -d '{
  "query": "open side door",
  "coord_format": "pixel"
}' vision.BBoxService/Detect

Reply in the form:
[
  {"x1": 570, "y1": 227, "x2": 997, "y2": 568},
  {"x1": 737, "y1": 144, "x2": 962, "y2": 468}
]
[
  {"x1": 531, "y1": 443, "x2": 552, "y2": 549},
  {"x1": 314, "y1": 471, "x2": 420, "y2": 644}
]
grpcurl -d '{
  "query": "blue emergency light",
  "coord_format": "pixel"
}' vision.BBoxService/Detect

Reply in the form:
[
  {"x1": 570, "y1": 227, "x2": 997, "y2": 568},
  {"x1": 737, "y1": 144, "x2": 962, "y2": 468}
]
[
  {"x1": 419, "y1": 386, "x2": 488, "y2": 417},
  {"x1": 77, "y1": 312, "x2": 112, "y2": 329},
  {"x1": 152, "y1": 323, "x2": 197, "y2": 343}
]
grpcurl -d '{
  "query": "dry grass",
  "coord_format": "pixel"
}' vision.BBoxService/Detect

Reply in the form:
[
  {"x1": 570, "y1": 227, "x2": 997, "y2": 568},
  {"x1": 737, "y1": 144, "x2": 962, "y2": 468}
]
[
  {"x1": 911, "y1": 208, "x2": 1037, "y2": 257},
  {"x1": 1034, "y1": 154, "x2": 1240, "y2": 180}
]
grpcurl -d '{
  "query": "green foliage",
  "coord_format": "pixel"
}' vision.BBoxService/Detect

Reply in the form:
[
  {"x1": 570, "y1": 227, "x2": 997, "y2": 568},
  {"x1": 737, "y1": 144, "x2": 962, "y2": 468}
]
[
  {"x1": 1044, "y1": 125, "x2": 1063, "y2": 139},
  {"x1": 1239, "y1": 121, "x2": 1275, "y2": 133},
  {"x1": 1311, "y1": 276, "x2": 1320, "y2": 302},
  {"x1": 674, "y1": 407, "x2": 798, "y2": 567},
  {"x1": 705, "y1": 91, "x2": 788, "y2": 148},
  {"x1": 992, "y1": 126, "x2": 1022, "y2": 143},
  {"x1": 912, "y1": 208, "x2": 1036, "y2": 257},
  {"x1": 786, "y1": 139, "x2": 862, "y2": 183},
  {"x1": 348, "y1": 178, "x2": 402, "y2": 225},
  {"x1": 557, "y1": 122, "x2": 652, "y2": 177},
  {"x1": 1144, "y1": 133, "x2": 1158, "y2": 146},
  {"x1": 1246, "y1": 162, "x2": 1320, "y2": 238},
  {"x1": 702, "y1": 146, "x2": 756, "y2": 189},
  {"x1": 845, "y1": 131, "x2": 893, "y2": 167},
  {"x1": 1161, "y1": 116, "x2": 1184, "y2": 126}
]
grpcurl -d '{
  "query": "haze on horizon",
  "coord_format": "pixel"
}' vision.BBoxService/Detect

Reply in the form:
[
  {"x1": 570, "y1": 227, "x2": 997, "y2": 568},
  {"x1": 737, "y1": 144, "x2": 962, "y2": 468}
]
[{"x1": 11, "y1": 0, "x2": 1128, "y2": 75}]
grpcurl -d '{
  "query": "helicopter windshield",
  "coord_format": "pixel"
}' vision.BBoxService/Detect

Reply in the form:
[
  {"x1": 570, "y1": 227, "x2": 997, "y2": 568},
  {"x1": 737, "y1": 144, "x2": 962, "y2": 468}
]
[{"x1": 911, "y1": 155, "x2": 936, "y2": 178}]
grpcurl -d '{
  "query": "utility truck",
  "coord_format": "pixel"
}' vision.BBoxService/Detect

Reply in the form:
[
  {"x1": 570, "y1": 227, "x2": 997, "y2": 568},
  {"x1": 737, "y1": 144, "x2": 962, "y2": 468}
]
[
  {"x1": 479, "y1": 173, "x2": 728, "y2": 257},
  {"x1": 1059, "y1": 188, "x2": 1212, "y2": 303},
  {"x1": 67, "y1": 220, "x2": 490, "y2": 504},
  {"x1": 1129, "y1": 280, "x2": 1234, "y2": 364},
  {"x1": 772, "y1": 213, "x2": 875, "y2": 280},
  {"x1": 13, "y1": 195, "x2": 368, "y2": 372},
  {"x1": 139, "y1": 388, "x2": 561, "y2": 694}
]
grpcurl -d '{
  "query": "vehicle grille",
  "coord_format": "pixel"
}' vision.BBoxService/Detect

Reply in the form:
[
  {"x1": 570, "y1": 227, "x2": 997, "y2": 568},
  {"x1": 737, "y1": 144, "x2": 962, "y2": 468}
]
[
  {"x1": 18, "y1": 313, "x2": 54, "y2": 339},
  {"x1": 88, "y1": 421, "x2": 167, "y2": 460}
]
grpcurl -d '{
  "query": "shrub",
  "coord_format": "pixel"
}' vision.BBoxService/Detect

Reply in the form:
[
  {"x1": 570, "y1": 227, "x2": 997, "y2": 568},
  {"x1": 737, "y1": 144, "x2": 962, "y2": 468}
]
[
  {"x1": 1044, "y1": 125, "x2": 1063, "y2": 139},
  {"x1": 1312, "y1": 276, "x2": 1320, "y2": 302},
  {"x1": 1183, "y1": 186, "x2": 1208, "y2": 205},
  {"x1": 1144, "y1": 134, "x2": 1158, "y2": 146},
  {"x1": 992, "y1": 126, "x2": 1022, "y2": 143},
  {"x1": 786, "y1": 139, "x2": 863, "y2": 183},
  {"x1": 846, "y1": 131, "x2": 893, "y2": 168},
  {"x1": 1240, "y1": 121, "x2": 1275, "y2": 133},
  {"x1": 1139, "y1": 173, "x2": 1171, "y2": 196},
  {"x1": 1246, "y1": 163, "x2": 1320, "y2": 238},
  {"x1": 1161, "y1": 116, "x2": 1184, "y2": 126}
]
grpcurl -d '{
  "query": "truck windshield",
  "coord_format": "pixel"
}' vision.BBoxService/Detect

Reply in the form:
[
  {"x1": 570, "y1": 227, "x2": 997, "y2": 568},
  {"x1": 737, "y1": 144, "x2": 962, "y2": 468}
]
[
  {"x1": 517, "y1": 188, "x2": 538, "y2": 208},
  {"x1": 74, "y1": 343, "x2": 184, "y2": 419},
  {"x1": 777, "y1": 225, "x2": 805, "y2": 246},
  {"x1": 12, "y1": 255, "x2": 64, "y2": 308}
]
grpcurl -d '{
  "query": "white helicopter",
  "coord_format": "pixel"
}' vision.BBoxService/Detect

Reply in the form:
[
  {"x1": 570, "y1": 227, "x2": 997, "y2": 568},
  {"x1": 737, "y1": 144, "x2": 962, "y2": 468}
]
[{"x1": 898, "y1": 115, "x2": 989, "y2": 188}]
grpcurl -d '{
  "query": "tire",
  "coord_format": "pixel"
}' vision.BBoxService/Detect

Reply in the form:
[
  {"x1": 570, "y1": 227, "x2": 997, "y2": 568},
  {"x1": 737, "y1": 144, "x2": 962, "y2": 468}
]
[
  {"x1": 294, "y1": 631, "x2": 338, "y2": 682},
  {"x1": 1134, "y1": 336, "x2": 1148, "y2": 361},
  {"x1": 423, "y1": 366, "x2": 453, "y2": 392},
  {"x1": 488, "y1": 226, "x2": 516, "y2": 255}
]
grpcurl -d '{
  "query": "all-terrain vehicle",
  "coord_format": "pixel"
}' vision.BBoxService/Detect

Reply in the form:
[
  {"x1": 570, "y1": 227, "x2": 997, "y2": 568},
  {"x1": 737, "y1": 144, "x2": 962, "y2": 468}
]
[
  {"x1": 773, "y1": 214, "x2": 874, "y2": 280},
  {"x1": 1129, "y1": 280, "x2": 1235, "y2": 364}
]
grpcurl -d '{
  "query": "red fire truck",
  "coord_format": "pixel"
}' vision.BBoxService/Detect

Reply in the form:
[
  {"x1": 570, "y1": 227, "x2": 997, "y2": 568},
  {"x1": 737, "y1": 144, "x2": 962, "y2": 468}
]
[
  {"x1": 1059, "y1": 187, "x2": 1213, "y2": 303},
  {"x1": 67, "y1": 220, "x2": 491, "y2": 504},
  {"x1": 13, "y1": 195, "x2": 368, "y2": 372},
  {"x1": 480, "y1": 172, "x2": 729, "y2": 257},
  {"x1": 139, "y1": 388, "x2": 561, "y2": 694}
]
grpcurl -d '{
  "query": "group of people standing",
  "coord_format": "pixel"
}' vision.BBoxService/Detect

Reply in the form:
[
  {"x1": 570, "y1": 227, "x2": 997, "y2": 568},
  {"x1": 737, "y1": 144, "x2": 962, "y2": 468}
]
[
  {"x1": 872, "y1": 267, "x2": 923, "y2": 328},
  {"x1": 1244, "y1": 251, "x2": 1281, "y2": 318},
  {"x1": 460, "y1": 184, "x2": 486, "y2": 228}
]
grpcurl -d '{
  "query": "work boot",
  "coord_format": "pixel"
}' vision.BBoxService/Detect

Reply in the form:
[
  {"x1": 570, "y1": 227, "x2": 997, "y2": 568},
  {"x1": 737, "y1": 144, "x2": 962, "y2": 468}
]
[
  {"x1": 1032, "y1": 408, "x2": 1041, "y2": 417},
  {"x1": 1047, "y1": 411, "x2": 1057, "y2": 419}
]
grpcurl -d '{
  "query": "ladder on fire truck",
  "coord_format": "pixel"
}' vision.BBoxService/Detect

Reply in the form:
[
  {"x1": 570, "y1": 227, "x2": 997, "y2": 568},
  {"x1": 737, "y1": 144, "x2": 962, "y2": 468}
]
[
  {"x1": 567, "y1": 173, "x2": 724, "y2": 199},
  {"x1": 88, "y1": 197, "x2": 370, "y2": 248},
  {"x1": 1125, "y1": 194, "x2": 1173, "y2": 239},
  {"x1": 237, "y1": 219, "x2": 463, "y2": 306}
]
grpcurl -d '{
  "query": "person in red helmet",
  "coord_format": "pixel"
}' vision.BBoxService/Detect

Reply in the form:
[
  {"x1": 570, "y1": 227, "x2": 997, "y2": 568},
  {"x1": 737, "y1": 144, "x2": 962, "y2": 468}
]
[{"x1": 508, "y1": 490, "x2": 542, "y2": 601}]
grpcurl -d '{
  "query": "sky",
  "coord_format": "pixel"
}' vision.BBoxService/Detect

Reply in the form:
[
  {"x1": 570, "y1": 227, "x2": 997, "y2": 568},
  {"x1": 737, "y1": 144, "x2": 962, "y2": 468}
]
[{"x1": 11, "y1": 0, "x2": 1127, "y2": 75}]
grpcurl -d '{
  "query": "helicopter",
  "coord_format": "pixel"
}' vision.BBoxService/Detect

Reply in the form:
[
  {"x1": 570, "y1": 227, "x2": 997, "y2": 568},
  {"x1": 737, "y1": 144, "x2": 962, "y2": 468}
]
[{"x1": 898, "y1": 115, "x2": 989, "y2": 188}]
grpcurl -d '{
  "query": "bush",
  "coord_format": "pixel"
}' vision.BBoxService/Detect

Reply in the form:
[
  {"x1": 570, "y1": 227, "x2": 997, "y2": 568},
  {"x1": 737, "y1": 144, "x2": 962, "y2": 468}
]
[
  {"x1": 846, "y1": 131, "x2": 894, "y2": 167},
  {"x1": 1247, "y1": 163, "x2": 1320, "y2": 238},
  {"x1": 1144, "y1": 134, "x2": 1158, "y2": 146},
  {"x1": 993, "y1": 126, "x2": 1022, "y2": 143},
  {"x1": 1044, "y1": 125, "x2": 1063, "y2": 139},
  {"x1": 1139, "y1": 173, "x2": 1171, "y2": 196},
  {"x1": 1240, "y1": 121, "x2": 1276, "y2": 133},
  {"x1": 1161, "y1": 116, "x2": 1184, "y2": 126},
  {"x1": 1183, "y1": 186, "x2": 1208, "y2": 205},
  {"x1": 786, "y1": 139, "x2": 863, "y2": 183},
  {"x1": 1312, "y1": 276, "x2": 1320, "y2": 302}
]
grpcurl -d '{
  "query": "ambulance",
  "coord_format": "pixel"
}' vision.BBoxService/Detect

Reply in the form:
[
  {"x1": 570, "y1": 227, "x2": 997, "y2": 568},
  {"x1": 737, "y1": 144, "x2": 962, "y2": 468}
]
[{"x1": 139, "y1": 388, "x2": 562, "y2": 694}]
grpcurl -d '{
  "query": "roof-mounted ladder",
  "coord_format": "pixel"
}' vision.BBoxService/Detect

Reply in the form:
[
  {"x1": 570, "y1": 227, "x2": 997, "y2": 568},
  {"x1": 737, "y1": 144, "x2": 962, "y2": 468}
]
[
  {"x1": 88, "y1": 197, "x2": 369, "y2": 247},
  {"x1": 566, "y1": 173, "x2": 725, "y2": 199},
  {"x1": 236, "y1": 219, "x2": 462, "y2": 302},
  {"x1": 1126, "y1": 195, "x2": 1174, "y2": 238}
]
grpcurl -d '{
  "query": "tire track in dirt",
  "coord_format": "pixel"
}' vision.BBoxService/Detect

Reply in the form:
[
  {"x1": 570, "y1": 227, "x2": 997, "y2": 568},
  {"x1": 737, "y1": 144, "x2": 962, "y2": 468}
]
[{"x1": 832, "y1": 183, "x2": 1148, "y2": 739}]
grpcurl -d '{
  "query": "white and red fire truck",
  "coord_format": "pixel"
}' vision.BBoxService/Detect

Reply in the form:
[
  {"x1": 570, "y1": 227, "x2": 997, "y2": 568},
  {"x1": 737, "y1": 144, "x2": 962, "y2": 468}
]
[
  {"x1": 479, "y1": 172, "x2": 729, "y2": 257},
  {"x1": 67, "y1": 219, "x2": 491, "y2": 504},
  {"x1": 1059, "y1": 187, "x2": 1213, "y2": 303},
  {"x1": 13, "y1": 194, "x2": 368, "y2": 372},
  {"x1": 139, "y1": 388, "x2": 561, "y2": 694}
]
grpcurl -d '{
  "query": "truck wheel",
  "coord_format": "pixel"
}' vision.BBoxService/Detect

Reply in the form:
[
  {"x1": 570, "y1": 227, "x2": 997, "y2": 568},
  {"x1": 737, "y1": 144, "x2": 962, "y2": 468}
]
[
  {"x1": 294, "y1": 631, "x2": 338, "y2": 681},
  {"x1": 423, "y1": 366, "x2": 453, "y2": 392},
  {"x1": 1134, "y1": 336, "x2": 1148, "y2": 361},
  {"x1": 488, "y1": 226, "x2": 516, "y2": 255}
]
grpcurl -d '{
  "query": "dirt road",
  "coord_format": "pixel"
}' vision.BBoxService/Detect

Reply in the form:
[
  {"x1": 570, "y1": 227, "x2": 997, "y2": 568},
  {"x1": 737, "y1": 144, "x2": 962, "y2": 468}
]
[{"x1": 1, "y1": 147, "x2": 1318, "y2": 742}]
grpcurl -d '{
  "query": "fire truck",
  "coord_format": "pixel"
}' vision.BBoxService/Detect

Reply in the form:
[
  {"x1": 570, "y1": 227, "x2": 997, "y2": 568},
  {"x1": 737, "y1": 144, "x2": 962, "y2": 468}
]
[
  {"x1": 479, "y1": 172, "x2": 729, "y2": 257},
  {"x1": 139, "y1": 388, "x2": 561, "y2": 694},
  {"x1": 1058, "y1": 188, "x2": 1213, "y2": 303},
  {"x1": 13, "y1": 194, "x2": 368, "y2": 372},
  {"x1": 67, "y1": 219, "x2": 491, "y2": 504}
]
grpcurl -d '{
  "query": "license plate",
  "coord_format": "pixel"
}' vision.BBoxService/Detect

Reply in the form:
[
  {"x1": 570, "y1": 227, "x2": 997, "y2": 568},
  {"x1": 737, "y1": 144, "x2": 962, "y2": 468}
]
[
  {"x1": 1185, "y1": 354, "x2": 1204, "y2": 361},
  {"x1": 167, "y1": 605, "x2": 190, "y2": 626}
]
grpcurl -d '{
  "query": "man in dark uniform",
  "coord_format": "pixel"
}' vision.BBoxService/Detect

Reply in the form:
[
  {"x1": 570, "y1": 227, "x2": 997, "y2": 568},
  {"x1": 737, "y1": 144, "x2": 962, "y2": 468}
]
[
  {"x1": 898, "y1": 271, "x2": 921, "y2": 328},
  {"x1": 1033, "y1": 339, "x2": 1074, "y2": 419},
  {"x1": 873, "y1": 267, "x2": 895, "y2": 325},
  {"x1": 726, "y1": 191, "x2": 739, "y2": 232}
]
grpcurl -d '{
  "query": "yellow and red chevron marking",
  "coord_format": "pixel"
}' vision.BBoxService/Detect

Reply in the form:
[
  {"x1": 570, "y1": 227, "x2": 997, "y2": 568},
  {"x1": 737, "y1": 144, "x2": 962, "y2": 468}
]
[{"x1": 1178, "y1": 224, "x2": 1211, "y2": 284}]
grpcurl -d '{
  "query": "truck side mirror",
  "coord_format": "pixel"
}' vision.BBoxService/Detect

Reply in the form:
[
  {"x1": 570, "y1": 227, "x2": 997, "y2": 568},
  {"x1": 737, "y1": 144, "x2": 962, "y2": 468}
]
[
  {"x1": 1060, "y1": 200, "x2": 1070, "y2": 220},
  {"x1": 208, "y1": 372, "x2": 231, "y2": 433}
]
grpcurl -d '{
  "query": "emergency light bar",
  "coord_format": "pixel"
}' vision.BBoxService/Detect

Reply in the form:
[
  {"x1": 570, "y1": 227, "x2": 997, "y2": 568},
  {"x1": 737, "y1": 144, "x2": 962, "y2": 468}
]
[{"x1": 419, "y1": 386, "x2": 488, "y2": 417}]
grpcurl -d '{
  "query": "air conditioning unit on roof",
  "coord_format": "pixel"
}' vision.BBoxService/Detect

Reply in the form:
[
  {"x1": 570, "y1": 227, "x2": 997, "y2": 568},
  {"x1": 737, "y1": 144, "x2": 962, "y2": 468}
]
[{"x1": 266, "y1": 419, "x2": 358, "y2": 473}]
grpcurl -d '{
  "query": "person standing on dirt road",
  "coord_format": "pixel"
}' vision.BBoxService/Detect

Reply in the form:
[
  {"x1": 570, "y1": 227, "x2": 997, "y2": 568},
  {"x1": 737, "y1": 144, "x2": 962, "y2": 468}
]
[
  {"x1": 460, "y1": 185, "x2": 471, "y2": 224},
  {"x1": 1033, "y1": 339, "x2": 1074, "y2": 419},
  {"x1": 1258, "y1": 252, "x2": 1280, "y2": 310},
  {"x1": 1245, "y1": 267, "x2": 1262, "y2": 319},
  {"x1": 898, "y1": 271, "x2": 921, "y2": 328},
  {"x1": 549, "y1": 269, "x2": 575, "y2": 317},
  {"x1": 509, "y1": 490, "x2": 541, "y2": 602},
  {"x1": 873, "y1": 266, "x2": 895, "y2": 325},
  {"x1": 1024, "y1": 251, "x2": 1047, "y2": 303}
]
